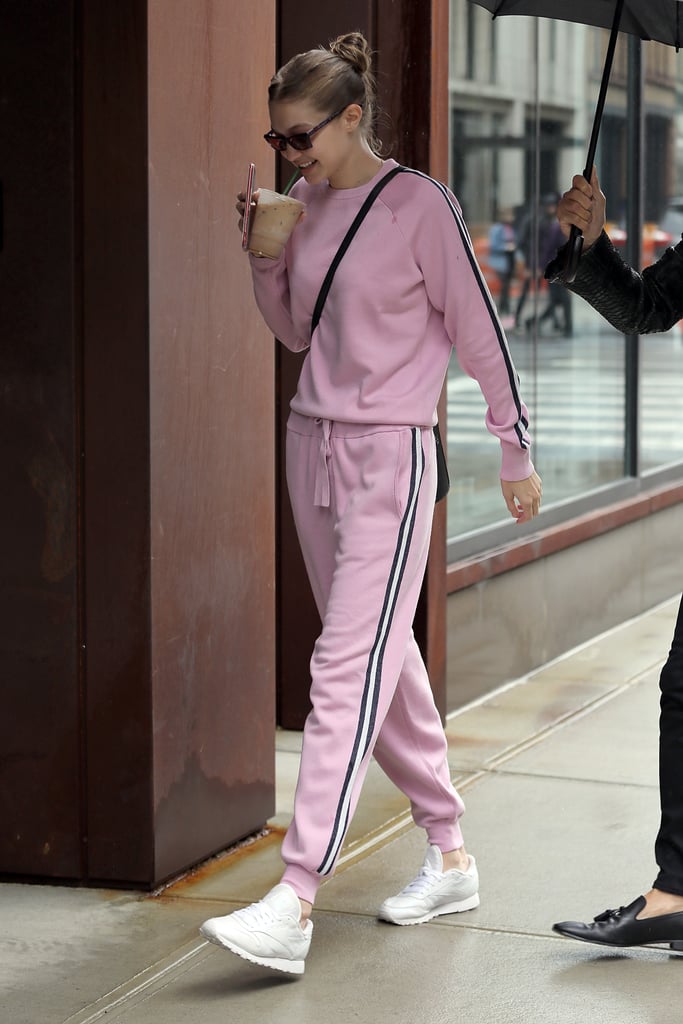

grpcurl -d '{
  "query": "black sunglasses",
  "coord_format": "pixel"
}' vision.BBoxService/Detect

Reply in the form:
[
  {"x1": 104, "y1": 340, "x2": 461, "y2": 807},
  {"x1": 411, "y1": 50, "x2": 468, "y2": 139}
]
[{"x1": 263, "y1": 107, "x2": 347, "y2": 152}]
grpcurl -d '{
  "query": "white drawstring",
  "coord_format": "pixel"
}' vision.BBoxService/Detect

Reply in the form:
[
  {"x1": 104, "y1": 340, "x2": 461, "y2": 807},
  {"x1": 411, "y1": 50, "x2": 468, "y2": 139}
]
[{"x1": 314, "y1": 418, "x2": 332, "y2": 507}]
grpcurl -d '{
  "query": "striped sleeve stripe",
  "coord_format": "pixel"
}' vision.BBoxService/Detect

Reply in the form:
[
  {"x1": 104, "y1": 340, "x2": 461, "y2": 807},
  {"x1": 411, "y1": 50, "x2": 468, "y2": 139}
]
[
  {"x1": 316, "y1": 428, "x2": 425, "y2": 876},
  {"x1": 400, "y1": 168, "x2": 530, "y2": 446}
]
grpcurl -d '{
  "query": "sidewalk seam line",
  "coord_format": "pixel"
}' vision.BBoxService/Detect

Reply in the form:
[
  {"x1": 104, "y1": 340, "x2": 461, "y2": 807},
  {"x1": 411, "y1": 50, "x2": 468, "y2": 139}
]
[{"x1": 60, "y1": 941, "x2": 211, "y2": 1024}]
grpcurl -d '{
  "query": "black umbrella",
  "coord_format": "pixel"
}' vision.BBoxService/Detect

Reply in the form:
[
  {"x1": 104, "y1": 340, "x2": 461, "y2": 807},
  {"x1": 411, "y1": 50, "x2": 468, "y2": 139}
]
[{"x1": 468, "y1": 0, "x2": 683, "y2": 280}]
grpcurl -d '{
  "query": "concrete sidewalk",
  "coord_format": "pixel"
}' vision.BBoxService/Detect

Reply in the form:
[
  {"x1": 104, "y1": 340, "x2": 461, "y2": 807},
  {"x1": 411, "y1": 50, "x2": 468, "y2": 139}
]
[{"x1": 4, "y1": 597, "x2": 682, "y2": 1024}]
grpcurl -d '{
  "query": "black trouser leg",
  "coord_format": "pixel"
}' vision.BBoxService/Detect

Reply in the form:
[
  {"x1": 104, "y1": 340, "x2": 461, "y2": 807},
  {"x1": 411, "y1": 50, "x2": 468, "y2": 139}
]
[
  {"x1": 515, "y1": 275, "x2": 530, "y2": 323},
  {"x1": 653, "y1": 593, "x2": 683, "y2": 895},
  {"x1": 498, "y1": 273, "x2": 511, "y2": 315}
]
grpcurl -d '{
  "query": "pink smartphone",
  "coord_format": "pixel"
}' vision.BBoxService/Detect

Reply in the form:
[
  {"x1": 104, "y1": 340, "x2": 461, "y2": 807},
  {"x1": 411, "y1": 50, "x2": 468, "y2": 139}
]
[{"x1": 241, "y1": 162, "x2": 256, "y2": 251}]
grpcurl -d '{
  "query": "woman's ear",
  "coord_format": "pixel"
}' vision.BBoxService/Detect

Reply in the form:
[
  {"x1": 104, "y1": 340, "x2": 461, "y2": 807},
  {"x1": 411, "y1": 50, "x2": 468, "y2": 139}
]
[{"x1": 342, "y1": 103, "x2": 363, "y2": 132}]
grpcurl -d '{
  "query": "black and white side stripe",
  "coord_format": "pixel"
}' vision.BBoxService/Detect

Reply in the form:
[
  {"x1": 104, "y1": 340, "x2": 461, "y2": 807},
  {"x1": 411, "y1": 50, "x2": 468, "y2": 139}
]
[
  {"x1": 316, "y1": 428, "x2": 425, "y2": 876},
  {"x1": 401, "y1": 167, "x2": 530, "y2": 451}
]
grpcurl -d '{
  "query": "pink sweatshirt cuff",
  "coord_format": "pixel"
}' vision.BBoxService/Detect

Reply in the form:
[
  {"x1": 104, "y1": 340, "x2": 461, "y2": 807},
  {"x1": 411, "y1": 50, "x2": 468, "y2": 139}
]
[
  {"x1": 500, "y1": 444, "x2": 534, "y2": 482},
  {"x1": 248, "y1": 251, "x2": 286, "y2": 271}
]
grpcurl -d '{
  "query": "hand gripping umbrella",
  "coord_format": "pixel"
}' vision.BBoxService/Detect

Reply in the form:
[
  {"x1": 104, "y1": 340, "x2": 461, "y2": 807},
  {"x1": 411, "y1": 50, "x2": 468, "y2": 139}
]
[{"x1": 467, "y1": 0, "x2": 683, "y2": 281}]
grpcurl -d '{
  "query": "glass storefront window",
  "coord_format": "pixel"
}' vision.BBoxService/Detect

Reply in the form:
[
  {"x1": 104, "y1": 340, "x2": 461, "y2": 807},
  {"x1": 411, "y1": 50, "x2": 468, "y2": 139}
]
[
  {"x1": 447, "y1": 3, "x2": 683, "y2": 546},
  {"x1": 640, "y1": 45, "x2": 683, "y2": 474}
]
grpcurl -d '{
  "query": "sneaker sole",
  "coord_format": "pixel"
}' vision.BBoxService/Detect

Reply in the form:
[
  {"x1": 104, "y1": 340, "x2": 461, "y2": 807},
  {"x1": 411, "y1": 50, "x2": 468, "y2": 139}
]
[
  {"x1": 378, "y1": 891, "x2": 480, "y2": 926},
  {"x1": 199, "y1": 925, "x2": 306, "y2": 975}
]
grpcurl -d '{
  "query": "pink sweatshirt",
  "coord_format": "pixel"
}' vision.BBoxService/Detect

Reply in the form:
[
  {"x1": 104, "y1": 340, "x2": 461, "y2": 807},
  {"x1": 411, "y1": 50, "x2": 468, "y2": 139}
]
[{"x1": 250, "y1": 159, "x2": 533, "y2": 481}]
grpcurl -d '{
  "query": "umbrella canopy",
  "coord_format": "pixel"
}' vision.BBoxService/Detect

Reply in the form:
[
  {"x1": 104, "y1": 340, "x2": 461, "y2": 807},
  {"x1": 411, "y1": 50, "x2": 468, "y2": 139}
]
[
  {"x1": 471, "y1": 0, "x2": 683, "y2": 48},
  {"x1": 468, "y1": 0, "x2": 683, "y2": 279}
]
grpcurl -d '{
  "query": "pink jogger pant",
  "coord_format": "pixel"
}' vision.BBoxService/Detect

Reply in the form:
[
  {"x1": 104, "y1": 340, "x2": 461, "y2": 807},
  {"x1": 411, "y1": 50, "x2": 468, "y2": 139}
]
[{"x1": 280, "y1": 412, "x2": 466, "y2": 904}]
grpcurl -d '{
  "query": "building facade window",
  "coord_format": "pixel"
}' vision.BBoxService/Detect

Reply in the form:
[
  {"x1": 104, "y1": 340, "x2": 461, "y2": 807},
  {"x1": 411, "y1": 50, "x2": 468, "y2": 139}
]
[{"x1": 447, "y1": 2, "x2": 683, "y2": 554}]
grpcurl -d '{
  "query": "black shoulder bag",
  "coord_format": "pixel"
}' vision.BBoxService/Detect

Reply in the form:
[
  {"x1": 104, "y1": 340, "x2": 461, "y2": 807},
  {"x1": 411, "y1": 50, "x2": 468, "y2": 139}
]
[{"x1": 310, "y1": 166, "x2": 450, "y2": 503}]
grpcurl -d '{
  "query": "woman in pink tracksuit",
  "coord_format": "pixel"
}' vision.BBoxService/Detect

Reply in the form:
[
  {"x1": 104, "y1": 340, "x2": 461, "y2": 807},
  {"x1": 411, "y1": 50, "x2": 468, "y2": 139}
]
[{"x1": 200, "y1": 31, "x2": 542, "y2": 975}]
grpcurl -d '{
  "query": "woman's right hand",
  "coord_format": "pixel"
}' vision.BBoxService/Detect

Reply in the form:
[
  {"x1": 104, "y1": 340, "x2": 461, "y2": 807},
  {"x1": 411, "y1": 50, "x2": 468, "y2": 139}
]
[
  {"x1": 557, "y1": 167, "x2": 606, "y2": 249},
  {"x1": 236, "y1": 189, "x2": 259, "y2": 236}
]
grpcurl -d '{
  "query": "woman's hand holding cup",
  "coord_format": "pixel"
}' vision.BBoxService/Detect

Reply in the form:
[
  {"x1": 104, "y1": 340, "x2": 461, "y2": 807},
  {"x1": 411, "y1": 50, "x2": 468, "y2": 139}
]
[{"x1": 237, "y1": 187, "x2": 305, "y2": 259}]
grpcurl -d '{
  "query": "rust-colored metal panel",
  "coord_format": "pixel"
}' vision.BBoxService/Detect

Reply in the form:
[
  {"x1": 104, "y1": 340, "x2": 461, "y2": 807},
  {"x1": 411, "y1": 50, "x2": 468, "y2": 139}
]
[
  {"x1": 0, "y1": 1, "x2": 82, "y2": 878},
  {"x1": 81, "y1": 0, "x2": 155, "y2": 884},
  {"x1": 276, "y1": 0, "x2": 450, "y2": 725},
  {"x1": 82, "y1": 0, "x2": 277, "y2": 886},
  {"x1": 147, "y1": 0, "x2": 277, "y2": 882}
]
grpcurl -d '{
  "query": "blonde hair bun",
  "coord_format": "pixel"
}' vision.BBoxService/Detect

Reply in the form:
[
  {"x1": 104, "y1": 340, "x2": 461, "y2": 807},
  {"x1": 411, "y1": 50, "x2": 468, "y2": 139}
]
[{"x1": 328, "y1": 32, "x2": 372, "y2": 77}]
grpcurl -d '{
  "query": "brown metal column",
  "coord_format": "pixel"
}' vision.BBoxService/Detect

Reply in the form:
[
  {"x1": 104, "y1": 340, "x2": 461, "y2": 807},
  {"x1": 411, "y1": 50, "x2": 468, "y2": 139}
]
[
  {"x1": 82, "y1": 0, "x2": 278, "y2": 887},
  {"x1": 146, "y1": 0, "x2": 278, "y2": 883},
  {"x1": 276, "y1": 0, "x2": 450, "y2": 726}
]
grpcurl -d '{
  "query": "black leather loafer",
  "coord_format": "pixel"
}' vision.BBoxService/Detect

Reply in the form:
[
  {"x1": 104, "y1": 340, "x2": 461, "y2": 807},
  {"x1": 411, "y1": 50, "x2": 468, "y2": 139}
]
[{"x1": 553, "y1": 896, "x2": 683, "y2": 950}]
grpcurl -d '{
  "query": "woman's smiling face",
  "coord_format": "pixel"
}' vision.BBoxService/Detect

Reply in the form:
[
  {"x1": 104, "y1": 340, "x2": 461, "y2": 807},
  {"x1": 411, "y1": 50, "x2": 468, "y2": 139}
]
[{"x1": 268, "y1": 99, "x2": 361, "y2": 187}]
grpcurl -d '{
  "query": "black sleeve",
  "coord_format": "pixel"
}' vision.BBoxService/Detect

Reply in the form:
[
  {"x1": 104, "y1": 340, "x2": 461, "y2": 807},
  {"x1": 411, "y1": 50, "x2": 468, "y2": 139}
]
[{"x1": 545, "y1": 231, "x2": 683, "y2": 335}]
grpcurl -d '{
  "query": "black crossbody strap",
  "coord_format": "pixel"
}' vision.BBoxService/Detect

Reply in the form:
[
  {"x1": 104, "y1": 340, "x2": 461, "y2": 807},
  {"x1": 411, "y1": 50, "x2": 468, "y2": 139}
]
[
  {"x1": 308, "y1": 162, "x2": 449, "y2": 502},
  {"x1": 310, "y1": 165, "x2": 405, "y2": 335}
]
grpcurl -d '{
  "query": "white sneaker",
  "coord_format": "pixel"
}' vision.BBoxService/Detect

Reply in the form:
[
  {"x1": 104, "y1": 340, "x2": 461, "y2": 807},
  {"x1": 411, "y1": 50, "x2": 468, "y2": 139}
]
[
  {"x1": 199, "y1": 883, "x2": 312, "y2": 975},
  {"x1": 378, "y1": 845, "x2": 480, "y2": 925}
]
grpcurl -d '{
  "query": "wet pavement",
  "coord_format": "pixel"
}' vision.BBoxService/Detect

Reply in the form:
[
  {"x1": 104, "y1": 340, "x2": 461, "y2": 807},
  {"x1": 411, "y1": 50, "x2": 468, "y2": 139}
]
[{"x1": 4, "y1": 597, "x2": 682, "y2": 1024}]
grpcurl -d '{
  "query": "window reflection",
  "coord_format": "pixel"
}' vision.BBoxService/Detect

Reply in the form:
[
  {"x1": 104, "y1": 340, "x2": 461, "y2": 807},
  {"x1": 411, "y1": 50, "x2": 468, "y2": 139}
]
[
  {"x1": 640, "y1": 43, "x2": 683, "y2": 472},
  {"x1": 447, "y1": 1, "x2": 683, "y2": 542}
]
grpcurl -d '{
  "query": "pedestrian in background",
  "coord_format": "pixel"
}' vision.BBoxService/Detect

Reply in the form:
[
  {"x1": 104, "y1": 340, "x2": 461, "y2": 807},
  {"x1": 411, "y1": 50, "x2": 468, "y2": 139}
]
[
  {"x1": 516, "y1": 193, "x2": 572, "y2": 336},
  {"x1": 488, "y1": 208, "x2": 517, "y2": 318}
]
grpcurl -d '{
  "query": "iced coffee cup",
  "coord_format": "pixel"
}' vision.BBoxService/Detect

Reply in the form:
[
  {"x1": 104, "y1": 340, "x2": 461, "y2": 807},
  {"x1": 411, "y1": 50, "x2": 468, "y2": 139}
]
[{"x1": 247, "y1": 188, "x2": 305, "y2": 259}]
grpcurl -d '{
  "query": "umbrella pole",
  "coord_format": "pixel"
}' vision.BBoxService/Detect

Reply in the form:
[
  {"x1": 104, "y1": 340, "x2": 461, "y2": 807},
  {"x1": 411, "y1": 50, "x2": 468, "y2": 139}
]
[{"x1": 561, "y1": 0, "x2": 625, "y2": 282}]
